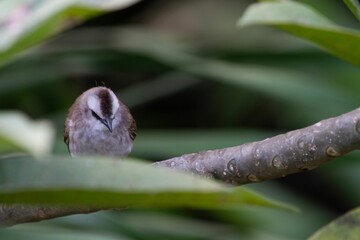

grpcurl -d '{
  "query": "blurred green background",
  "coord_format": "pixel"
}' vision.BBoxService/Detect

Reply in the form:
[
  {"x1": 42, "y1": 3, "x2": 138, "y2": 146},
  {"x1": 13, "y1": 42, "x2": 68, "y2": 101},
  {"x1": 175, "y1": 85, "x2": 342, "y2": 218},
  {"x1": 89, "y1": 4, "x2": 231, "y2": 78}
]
[{"x1": 1, "y1": 0, "x2": 360, "y2": 239}]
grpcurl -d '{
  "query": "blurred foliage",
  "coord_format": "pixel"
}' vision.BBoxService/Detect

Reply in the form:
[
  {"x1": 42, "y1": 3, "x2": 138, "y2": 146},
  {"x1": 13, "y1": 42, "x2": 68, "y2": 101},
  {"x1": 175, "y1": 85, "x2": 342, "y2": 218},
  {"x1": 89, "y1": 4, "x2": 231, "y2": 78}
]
[
  {"x1": 0, "y1": 111, "x2": 54, "y2": 155},
  {"x1": 309, "y1": 207, "x2": 360, "y2": 239},
  {"x1": 0, "y1": 156, "x2": 294, "y2": 211},
  {"x1": 344, "y1": 0, "x2": 360, "y2": 23},
  {"x1": 0, "y1": 0, "x2": 141, "y2": 66},
  {"x1": 239, "y1": 0, "x2": 360, "y2": 67},
  {"x1": 1, "y1": 0, "x2": 360, "y2": 239}
]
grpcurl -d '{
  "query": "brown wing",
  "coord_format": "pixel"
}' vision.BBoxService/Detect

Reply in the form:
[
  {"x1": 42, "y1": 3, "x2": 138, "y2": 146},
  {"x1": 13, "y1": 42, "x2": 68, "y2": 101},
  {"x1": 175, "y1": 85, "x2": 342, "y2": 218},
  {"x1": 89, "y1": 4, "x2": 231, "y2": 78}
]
[
  {"x1": 63, "y1": 96, "x2": 80, "y2": 153},
  {"x1": 64, "y1": 101, "x2": 77, "y2": 154},
  {"x1": 120, "y1": 101, "x2": 137, "y2": 141},
  {"x1": 63, "y1": 117, "x2": 71, "y2": 152},
  {"x1": 129, "y1": 116, "x2": 137, "y2": 141}
]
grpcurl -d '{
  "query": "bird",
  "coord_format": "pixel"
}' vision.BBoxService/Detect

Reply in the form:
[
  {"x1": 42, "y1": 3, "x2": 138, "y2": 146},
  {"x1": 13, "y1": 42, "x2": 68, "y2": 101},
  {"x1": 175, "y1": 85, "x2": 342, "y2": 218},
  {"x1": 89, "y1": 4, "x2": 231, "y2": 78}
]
[{"x1": 64, "y1": 86, "x2": 136, "y2": 158}]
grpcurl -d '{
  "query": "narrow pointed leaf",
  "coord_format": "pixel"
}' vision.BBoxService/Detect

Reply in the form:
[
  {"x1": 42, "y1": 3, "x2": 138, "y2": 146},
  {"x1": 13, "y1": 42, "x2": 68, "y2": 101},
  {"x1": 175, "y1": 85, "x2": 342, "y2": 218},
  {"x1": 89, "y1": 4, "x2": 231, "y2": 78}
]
[
  {"x1": 0, "y1": 0, "x2": 140, "y2": 66},
  {"x1": 238, "y1": 1, "x2": 360, "y2": 67},
  {"x1": 309, "y1": 207, "x2": 360, "y2": 240},
  {"x1": 0, "y1": 156, "x2": 296, "y2": 211},
  {"x1": 0, "y1": 111, "x2": 54, "y2": 155},
  {"x1": 343, "y1": 0, "x2": 360, "y2": 22}
]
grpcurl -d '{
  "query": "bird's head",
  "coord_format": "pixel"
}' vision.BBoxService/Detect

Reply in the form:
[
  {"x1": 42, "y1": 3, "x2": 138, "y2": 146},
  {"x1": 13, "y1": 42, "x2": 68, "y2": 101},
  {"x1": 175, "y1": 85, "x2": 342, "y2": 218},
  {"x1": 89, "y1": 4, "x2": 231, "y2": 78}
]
[{"x1": 85, "y1": 87, "x2": 120, "y2": 133}]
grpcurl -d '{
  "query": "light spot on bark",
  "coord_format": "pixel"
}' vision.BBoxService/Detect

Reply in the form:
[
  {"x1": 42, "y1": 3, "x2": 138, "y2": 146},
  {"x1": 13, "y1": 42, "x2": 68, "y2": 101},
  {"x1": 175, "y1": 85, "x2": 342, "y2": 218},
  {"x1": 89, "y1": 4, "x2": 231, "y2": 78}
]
[
  {"x1": 227, "y1": 158, "x2": 237, "y2": 174},
  {"x1": 272, "y1": 155, "x2": 285, "y2": 170},
  {"x1": 247, "y1": 174, "x2": 261, "y2": 182},
  {"x1": 326, "y1": 146, "x2": 341, "y2": 157},
  {"x1": 297, "y1": 138, "x2": 305, "y2": 149},
  {"x1": 315, "y1": 122, "x2": 322, "y2": 127},
  {"x1": 254, "y1": 146, "x2": 262, "y2": 160},
  {"x1": 194, "y1": 162, "x2": 205, "y2": 173},
  {"x1": 299, "y1": 166, "x2": 309, "y2": 171}
]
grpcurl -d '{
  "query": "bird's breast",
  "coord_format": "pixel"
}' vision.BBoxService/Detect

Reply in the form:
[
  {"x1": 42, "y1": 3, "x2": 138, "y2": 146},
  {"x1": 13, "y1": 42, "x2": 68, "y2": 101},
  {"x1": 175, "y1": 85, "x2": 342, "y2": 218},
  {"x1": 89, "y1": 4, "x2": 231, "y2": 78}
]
[{"x1": 69, "y1": 124, "x2": 132, "y2": 158}]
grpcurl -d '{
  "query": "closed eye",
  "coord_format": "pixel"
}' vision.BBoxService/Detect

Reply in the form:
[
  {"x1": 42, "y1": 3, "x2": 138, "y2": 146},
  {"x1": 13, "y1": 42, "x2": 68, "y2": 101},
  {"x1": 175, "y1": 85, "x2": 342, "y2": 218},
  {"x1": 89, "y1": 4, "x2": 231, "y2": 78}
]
[{"x1": 91, "y1": 110, "x2": 102, "y2": 121}]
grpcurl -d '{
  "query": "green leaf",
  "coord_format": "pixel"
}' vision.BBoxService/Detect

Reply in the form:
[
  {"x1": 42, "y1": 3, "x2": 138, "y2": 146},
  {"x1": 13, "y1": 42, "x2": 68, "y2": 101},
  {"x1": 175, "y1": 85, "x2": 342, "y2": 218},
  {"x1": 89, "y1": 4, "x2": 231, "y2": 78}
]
[
  {"x1": 0, "y1": 0, "x2": 140, "y2": 66},
  {"x1": 0, "y1": 155, "x2": 296, "y2": 212},
  {"x1": 343, "y1": 0, "x2": 360, "y2": 22},
  {"x1": 238, "y1": 1, "x2": 360, "y2": 67},
  {"x1": 182, "y1": 60, "x2": 351, "y2": 109},
  {"x1": 0, "y1": 111, "x2": 55, "y2": 155},
  {"x1": 309, "y1": 207, "x2": 360, "y2": 240},
  {"x1": 103, "y1": 28, "x2": 352, "y2": 111}
]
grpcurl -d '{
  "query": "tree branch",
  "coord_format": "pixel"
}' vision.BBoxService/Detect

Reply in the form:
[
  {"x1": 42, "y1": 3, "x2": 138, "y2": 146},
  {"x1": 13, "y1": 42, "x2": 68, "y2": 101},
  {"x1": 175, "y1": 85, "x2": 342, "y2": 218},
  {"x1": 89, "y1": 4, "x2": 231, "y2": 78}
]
[
  {"x1": 1, "y1": 107, "x2": 360, "y2": 226},
  {"x1": 0, "y1": 204, "x2": 102, "y2": 227},
  {"x1": 153, "y1": 107, "x2": 360, "y2": 184}
]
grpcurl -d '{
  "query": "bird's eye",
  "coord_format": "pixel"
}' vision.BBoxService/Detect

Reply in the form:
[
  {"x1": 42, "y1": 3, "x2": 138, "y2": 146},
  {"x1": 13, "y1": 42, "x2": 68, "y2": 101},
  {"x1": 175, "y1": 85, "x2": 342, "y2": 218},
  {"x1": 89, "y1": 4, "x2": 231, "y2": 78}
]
[{"x1": 91, "y1": 110, "x2": 102, "y2": 121}]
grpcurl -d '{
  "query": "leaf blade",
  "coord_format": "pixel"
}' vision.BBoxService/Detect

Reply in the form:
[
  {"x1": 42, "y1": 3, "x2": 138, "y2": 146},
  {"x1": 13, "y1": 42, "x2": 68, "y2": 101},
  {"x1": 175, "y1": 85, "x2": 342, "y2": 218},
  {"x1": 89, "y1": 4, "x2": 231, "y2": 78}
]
[
  {"x1": 0, "y1": 0, "x2": 140, "y2": 66},
  {"x1": 238, "y1": 1, "x2": 360, "y2": 67},
  {"x1": 0, "y1": 111, "x2": 55, "y2": 155},
  {"x1": 309, "y1": 207, "x2": 360, "y2": 240},
  {"x1": 0, "y1": 156, "x2": 296, "y2": 211},
  {"x1": 343, "y1": 0, "x2": 360, "y2": 22}
]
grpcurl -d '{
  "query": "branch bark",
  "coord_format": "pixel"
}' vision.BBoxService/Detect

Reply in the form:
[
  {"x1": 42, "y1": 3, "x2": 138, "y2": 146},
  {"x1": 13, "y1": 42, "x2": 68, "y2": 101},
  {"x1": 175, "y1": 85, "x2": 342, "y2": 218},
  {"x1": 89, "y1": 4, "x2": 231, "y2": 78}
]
[
  {"x1": 0, "y1": 205, "x2": 101, "y2": 227},
  {"x1": 154, "y1": 107, "x2": 360, "y2": 184},
  {"x1": 2, "y1": 107, "x2": 360, "y2": 226}
]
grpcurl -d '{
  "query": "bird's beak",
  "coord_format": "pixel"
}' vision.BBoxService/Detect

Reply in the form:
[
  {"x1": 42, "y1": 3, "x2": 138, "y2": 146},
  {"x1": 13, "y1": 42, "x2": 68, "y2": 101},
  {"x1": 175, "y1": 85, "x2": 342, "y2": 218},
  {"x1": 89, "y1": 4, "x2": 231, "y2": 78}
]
[{"x1": 101, "y1": 117, "x2": 113, "y2": 133}]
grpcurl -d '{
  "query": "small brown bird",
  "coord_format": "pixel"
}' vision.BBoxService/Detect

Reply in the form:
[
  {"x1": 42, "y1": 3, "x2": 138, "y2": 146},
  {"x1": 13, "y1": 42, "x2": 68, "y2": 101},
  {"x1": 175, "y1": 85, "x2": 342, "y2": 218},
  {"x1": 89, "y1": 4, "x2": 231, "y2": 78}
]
[{"x1": 64, "y1": 87, "x2": 136, "y2": 158}]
